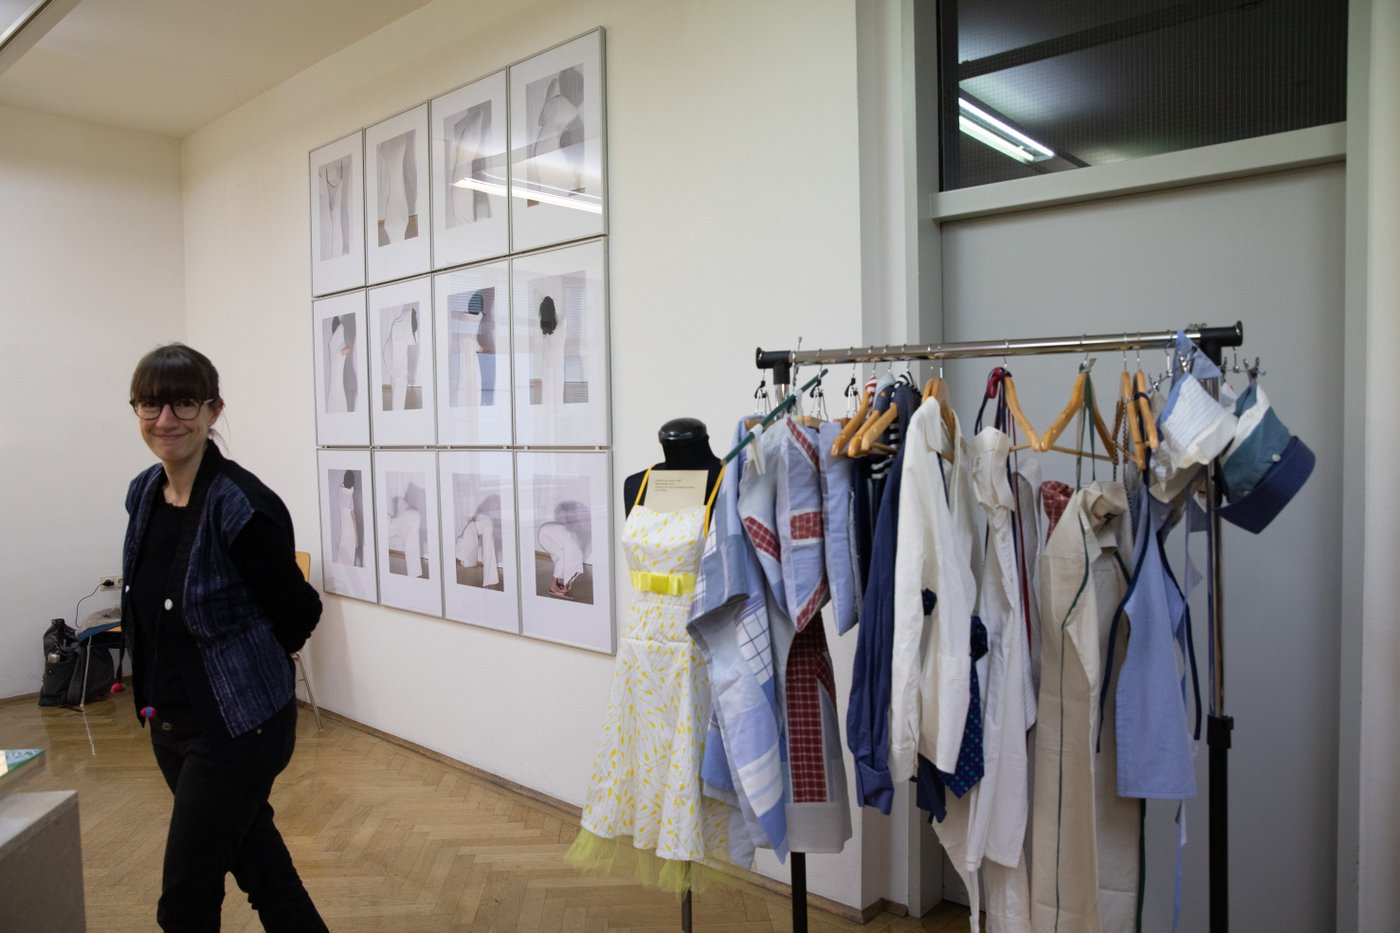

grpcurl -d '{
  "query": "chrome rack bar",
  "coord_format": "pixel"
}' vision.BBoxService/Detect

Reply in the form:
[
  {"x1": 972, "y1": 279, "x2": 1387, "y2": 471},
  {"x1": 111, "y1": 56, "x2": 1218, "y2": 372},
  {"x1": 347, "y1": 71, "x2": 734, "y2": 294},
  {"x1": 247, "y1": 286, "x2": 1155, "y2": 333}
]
[{"x1": 755, "y1": 321, "x2": 1243, "y2": 386}]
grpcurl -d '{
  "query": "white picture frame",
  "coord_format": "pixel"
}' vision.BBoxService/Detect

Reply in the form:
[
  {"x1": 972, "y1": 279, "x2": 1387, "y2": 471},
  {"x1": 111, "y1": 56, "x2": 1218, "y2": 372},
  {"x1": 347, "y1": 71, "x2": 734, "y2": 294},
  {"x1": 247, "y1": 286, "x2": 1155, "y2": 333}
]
[
  {"x1": 365, "y1": 104, "x2": 431, "y2": 285},
  {"x1": 438, "y1": 450, "x2": 519, "y2": 633},
  {"x1": 312, "y1": 291, "x2": 370, "y2": 446},
  {"x1": 373, "y1": 450, "x2": 443, "y2": 616},
  {"x1": 433, "y1": 261, "x2": 512, "y2": 446},
  {"x1": 516, "y1": 450, "x2": 612, "y2": 653},
  {"x1": 317, "y1": 448, "x2": 377, "y2": 602},
  {"x1": 511, "y1": 239, "x2": 609, "y2": 447},
  {"x1": 309, "y1": 132, "x2": 365, "y2": 296},
  {"x1": 430, "y1": 72, "x2": 510, "y2": 268},
  {"x1": 508, "y1": 29, "x2": 607, "y2": 252},
  {"x1": 368, "y1": 277, "x2": 436, "y2": 445}
]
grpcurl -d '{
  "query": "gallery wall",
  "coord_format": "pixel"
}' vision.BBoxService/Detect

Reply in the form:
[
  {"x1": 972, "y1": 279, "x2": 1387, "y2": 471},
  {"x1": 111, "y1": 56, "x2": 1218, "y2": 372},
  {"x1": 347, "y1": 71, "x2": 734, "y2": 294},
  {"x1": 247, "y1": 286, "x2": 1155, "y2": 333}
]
[
  {"x1": 179, "y1": 0, "x2": 871, "y2": 909},
  {"x1": 0, "y1": 105, "x2": 186, "y2": 700}
]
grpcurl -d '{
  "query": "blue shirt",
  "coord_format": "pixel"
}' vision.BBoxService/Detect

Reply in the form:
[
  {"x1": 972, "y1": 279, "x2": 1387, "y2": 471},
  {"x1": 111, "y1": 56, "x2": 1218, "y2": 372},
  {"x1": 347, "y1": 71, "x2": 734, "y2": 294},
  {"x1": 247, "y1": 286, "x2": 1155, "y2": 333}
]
[{"x1": 846, "y1": 383, "x2": 918, "y2": 813}]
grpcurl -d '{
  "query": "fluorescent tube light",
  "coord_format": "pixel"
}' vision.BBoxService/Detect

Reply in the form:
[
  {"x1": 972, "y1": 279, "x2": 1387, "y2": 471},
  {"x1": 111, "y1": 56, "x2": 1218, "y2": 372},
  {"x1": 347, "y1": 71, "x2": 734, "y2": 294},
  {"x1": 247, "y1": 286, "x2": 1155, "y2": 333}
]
[
  {"x1": 455, "y1": 173, "x2": 603, "y2": 214},
  {"x1": 958, "y1": 98, "x2": 1055, "y2": 163}
]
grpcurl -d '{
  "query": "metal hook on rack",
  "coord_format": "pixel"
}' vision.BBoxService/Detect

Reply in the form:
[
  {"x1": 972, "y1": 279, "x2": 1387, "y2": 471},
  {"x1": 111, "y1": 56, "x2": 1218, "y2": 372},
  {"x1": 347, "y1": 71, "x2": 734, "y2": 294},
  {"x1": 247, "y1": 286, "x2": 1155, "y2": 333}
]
[
  {"x1": 754, "y1": 375, "x2": 771, "y2": 415},
  {"x1": 808, "y1": 375, "x2": 829, "y2": 421}
]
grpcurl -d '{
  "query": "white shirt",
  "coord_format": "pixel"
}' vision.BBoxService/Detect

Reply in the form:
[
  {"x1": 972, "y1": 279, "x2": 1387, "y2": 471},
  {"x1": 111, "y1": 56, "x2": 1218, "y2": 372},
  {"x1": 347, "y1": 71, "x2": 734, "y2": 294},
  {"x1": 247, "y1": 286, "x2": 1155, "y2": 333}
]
[{"x1": 890, "y1": 400, "x2": 978, "y2": 781}]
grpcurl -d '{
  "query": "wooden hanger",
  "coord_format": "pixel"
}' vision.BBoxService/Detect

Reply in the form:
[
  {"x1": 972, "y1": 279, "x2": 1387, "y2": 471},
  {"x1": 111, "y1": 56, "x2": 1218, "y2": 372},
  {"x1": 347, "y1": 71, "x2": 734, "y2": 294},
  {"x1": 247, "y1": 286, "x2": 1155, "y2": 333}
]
[
  {"x1": 843, "y1": 372, "x2": 899, "y2": 456},
  {"x1": 921, "y1": 374, "x2": 960, "y2": 447},
  {"x1": 1134, "y1": 368, "x2": 1160, "y2": 451},
  {"x1": 853, "y1": 400, "x2": 899, "y2": 456},
  {"x1": 1000, "y1": 373, "x2": 1041, "y2": 451},
  {"x1": 1115, "y1": 369, "x2": 1147, "y2": 470},
  {"x1": 1034, "y1": 365, "x2": 1118, "y2": 462},
  {"x1": 830, "y1": 381, "x2": 873, "y2": 455}
]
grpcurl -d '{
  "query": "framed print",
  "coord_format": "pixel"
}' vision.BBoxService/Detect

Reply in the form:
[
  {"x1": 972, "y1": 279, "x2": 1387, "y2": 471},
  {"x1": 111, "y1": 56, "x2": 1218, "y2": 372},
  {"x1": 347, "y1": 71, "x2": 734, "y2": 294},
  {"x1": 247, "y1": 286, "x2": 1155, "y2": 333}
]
[
  {"x1": 318, "y1": 449, "x2": 377, "y2": 601},
  {"x1": 516, "y1": 450, "x2": 612, "y2": 653},
  {"x1": 373, "y1": 450, "x2": 443, "y2": 616},
  {"x1": 309, "y1": 132, "x2": 365, "y2": 296},
  {"x1": 365, "y1": 104, "x2": 431, "y2": 284},
  {"x1": 430, "y1": 72, "x2": 510, "y2": 268},
  {"x1": 511, "y1": 239, "x2": 609, "y2": 446},
  {"x1": 508, "y1": 29, "x2": 606, "y2": 252},
  {"x1": 368, "y1": 277, "x2": 436, "y2": 445},
  {"x1": 312, "y1": 291, "x2": 370, "y2": 445},
  {"x1": 438, "y1": 450, "x2": 519, "y2": 633},
  {"x1": 434, "y1": 262, "x2": 512, "y2": 446}
]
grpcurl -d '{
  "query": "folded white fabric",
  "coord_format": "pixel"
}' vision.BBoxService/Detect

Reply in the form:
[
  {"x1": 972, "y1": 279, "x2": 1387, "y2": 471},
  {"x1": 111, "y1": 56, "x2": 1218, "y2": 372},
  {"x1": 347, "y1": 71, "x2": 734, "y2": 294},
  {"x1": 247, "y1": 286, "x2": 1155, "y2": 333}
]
[{"x1": 1150, "y1": 340, "x2": 1238, "y2": 503}]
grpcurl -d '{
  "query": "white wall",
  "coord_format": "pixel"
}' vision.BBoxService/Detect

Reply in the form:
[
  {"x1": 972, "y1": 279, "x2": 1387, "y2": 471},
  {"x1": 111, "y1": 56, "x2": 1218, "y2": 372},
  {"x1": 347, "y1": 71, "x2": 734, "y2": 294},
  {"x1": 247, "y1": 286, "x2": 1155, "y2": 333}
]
[
  {"x1": 939, "y1": 164, "x2": 1345, "y2": 931},
  {"x1": 179, "y1": 0, "x2": 868, "y2": 907},
  {"x1": 0, "y1": 105, "x2": 185, "y2": 698},
  {"x1": 1354, "y1": 0, "x2": 1400, "y2": 927}
]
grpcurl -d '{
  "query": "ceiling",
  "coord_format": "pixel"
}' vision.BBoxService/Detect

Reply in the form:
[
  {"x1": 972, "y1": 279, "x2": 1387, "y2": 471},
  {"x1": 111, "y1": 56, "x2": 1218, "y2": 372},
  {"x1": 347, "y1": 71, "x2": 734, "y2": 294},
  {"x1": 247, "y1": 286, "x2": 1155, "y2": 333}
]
[{"x1": 0, "y1": 0, "x2": 436, "y2": 137}]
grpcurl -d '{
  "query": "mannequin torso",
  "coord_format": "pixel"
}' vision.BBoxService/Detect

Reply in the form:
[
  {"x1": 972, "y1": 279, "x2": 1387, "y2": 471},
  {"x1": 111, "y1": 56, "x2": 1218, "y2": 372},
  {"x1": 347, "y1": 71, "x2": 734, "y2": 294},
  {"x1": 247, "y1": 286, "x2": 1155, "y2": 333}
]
[{"x1": 624, "y1": 417, "x2": 722, "y2": 517}]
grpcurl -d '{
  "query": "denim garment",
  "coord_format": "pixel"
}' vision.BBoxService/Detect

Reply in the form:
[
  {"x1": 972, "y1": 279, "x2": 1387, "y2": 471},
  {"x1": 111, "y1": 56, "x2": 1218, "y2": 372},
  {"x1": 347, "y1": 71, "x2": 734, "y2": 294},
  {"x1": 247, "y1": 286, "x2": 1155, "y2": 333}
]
[
  {"x1": 123, "y1": 443, "x2": 299, "y2": 738},
  {"x1": 740, "y1": 421, "x2": 851, "y2": 854},
  {"x1": 846, "y1": 440, "x2": 904, "y2": 814},
  {"x1": 845, "y1": 383, "x2": 917, "y2": 813},
  {"x1": 1100, "y1": 484, "x2": 1198, "y2": 800},
  {"x1": 688, "y1": 423, "x2": 788, "y2": 863},
  {"x1": 817, "y1": 420, "x2": 859, "y2": 634},
  {"x1": 775, "y1": 419, "x2": 829, "y2": 632}
]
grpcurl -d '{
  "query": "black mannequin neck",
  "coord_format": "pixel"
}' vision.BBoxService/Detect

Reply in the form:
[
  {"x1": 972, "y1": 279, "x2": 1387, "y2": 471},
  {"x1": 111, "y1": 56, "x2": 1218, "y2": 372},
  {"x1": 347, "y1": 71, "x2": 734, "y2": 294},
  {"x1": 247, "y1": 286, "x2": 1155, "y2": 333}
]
[
  {"x1": 661, "y1": 433, "x2": 721, "y2": 471},
  {"x1": 623, "y1": 418, "x2": 723, "y2": 516}
]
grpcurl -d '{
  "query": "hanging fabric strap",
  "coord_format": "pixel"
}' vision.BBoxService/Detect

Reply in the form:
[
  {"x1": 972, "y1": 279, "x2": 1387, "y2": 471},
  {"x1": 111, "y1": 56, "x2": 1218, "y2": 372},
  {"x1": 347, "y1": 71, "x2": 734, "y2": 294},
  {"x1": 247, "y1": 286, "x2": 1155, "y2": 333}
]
[{"x1": 634, "y1": 466, "x2": 654, "y2": 509}]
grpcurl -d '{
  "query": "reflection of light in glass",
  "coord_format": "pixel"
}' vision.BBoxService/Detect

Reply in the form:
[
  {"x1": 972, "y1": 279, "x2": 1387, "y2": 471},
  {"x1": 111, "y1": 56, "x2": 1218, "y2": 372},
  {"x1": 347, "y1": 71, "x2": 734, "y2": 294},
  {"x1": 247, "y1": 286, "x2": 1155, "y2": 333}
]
[
  {"x1": 453, "y1": 172, "x2": 603, "y2": 214},
  {"x1": 958, "y1": 98, "x2": 1054, "y2": 164}
]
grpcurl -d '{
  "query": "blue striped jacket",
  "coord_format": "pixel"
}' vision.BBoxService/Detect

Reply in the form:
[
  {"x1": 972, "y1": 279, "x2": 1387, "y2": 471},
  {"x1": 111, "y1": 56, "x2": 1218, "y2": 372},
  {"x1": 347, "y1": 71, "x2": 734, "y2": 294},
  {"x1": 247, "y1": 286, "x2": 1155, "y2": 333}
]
[{"x1": 122, "y1": 442, "x2": 304, "y2": 737}]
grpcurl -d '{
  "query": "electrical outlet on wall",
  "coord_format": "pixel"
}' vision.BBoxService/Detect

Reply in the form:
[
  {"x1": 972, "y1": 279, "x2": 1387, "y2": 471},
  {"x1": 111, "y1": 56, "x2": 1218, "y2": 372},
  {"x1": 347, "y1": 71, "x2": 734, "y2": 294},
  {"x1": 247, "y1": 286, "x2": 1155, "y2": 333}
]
[{"x1": 98, "y1": 574, "x2": 123, "y2": 590}]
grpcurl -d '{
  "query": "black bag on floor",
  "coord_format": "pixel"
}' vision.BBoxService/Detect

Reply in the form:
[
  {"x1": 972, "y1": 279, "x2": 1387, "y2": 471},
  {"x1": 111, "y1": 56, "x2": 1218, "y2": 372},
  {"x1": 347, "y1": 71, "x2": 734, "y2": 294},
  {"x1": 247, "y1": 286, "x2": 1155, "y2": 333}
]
[
  {"x1": 40, "y1": 618, "x2": 77, "y2": 707},
  {"x1": 63, "y1": 642, "x2": 116, "y2": 707}
]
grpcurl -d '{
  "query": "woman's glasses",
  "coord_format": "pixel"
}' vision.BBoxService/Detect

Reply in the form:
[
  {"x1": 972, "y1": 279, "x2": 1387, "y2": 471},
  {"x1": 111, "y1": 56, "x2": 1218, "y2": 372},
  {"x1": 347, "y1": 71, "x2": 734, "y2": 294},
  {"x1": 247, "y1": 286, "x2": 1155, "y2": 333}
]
[{"x1": 130, "y1": 398, "x2": 214, "y2": 421}]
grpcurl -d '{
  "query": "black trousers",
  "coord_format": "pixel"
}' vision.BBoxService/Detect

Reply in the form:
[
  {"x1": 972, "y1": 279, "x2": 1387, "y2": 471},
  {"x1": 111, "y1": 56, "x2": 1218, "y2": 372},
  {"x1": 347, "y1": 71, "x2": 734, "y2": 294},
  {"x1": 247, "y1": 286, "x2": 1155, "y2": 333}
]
[{"x1": 150, "y1": 700, "x2": 327, "y2": 932}]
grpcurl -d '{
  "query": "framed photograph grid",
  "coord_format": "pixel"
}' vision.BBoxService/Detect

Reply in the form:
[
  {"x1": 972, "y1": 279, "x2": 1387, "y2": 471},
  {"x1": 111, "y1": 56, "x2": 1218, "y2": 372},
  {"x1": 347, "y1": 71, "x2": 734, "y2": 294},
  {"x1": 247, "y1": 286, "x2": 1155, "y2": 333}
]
[
  {"x1": 317, "y1": 448, "x2": 377, "y2": 602},
  {"x1": 309, "y1": 133, "x2": 365, "y2": 297},
  {"x1": 309, "y1": 29, "x2": 614, "y2": 653}
]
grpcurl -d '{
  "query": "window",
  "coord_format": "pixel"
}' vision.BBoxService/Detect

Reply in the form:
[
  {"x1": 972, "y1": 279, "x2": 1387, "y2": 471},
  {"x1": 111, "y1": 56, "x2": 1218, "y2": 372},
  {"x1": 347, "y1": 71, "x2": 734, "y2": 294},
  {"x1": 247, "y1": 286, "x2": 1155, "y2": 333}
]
[{"x1": 938, "y1": 0, "x2": 1348, "y2": 191}]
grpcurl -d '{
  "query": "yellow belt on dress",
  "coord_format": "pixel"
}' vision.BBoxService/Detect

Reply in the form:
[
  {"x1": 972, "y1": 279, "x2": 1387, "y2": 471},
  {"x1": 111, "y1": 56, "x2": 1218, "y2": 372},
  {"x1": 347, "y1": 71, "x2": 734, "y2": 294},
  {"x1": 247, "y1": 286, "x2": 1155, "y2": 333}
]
[{"x1": 629, "y1": 570, "x2": 696, "y2": 596}]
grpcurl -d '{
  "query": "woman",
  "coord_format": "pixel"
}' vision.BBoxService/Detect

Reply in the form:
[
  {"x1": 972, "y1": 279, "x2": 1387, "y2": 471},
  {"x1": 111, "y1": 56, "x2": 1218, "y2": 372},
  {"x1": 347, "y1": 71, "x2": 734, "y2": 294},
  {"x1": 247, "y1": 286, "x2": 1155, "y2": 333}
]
[
  {"x1": 334, "y1": 470, "x2": 359, "y2": 567},
  {"x1": 122, "y1": 343, "x2": 326, "y2": 932},
  {"x1": 325, "y1": 314, "x2": 351, "y2": 414},
  {"x1": 537, "y1": 519, "x2": 584, "y2": 597}
]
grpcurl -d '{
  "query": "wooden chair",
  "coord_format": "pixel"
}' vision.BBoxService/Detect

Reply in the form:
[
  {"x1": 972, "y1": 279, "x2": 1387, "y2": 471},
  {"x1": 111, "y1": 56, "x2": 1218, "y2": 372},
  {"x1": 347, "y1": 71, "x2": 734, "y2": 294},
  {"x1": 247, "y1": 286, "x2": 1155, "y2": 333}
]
[{"x1": 293, "y1": 551, "x2": 324, "y2": 731}]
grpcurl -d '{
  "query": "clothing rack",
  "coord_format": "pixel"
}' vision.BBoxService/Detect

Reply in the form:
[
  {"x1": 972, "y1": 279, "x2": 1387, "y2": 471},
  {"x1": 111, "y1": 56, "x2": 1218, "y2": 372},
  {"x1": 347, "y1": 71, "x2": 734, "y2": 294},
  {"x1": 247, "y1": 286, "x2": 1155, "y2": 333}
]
[{"x1": 753, "y1": 322, "x2": 1244, "y2": 933}]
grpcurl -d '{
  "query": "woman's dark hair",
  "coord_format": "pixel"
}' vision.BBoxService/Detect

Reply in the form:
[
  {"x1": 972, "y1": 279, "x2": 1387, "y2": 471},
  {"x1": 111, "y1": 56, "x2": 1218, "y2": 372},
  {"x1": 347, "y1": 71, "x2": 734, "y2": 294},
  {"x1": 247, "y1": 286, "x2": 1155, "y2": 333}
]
[
  {"x1": 130, "y1": 343, "x2": 222, "y2": 406},
  {"x1": 539, "y1": 295, "x2": 558, "y2": 336},
  {"x1": 342, "y1": 471, "x2": 356, "y2": 489}
]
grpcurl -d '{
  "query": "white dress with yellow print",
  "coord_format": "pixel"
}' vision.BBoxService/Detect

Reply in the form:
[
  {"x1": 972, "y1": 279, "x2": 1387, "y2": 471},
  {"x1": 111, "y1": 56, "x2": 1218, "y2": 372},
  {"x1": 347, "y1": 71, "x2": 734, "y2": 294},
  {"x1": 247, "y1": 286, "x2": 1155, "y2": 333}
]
[{"x1": 568, "y1": 467, "x2": 728, "y2": 892}]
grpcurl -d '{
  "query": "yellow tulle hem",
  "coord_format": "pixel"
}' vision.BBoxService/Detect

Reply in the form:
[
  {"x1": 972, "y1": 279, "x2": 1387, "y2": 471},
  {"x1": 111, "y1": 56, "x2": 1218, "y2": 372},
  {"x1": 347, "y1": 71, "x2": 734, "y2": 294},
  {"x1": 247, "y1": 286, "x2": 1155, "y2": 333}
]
[{"x1": 564, "y1": 829, "x2": 735, "y2": 896}]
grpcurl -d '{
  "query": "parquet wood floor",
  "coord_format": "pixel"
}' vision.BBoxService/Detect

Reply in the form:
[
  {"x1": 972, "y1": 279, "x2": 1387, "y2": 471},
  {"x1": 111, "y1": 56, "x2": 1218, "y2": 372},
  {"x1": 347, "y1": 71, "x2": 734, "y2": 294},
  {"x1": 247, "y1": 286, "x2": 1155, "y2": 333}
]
[{"x1": 1, "y1": 691, "x2": 968, "y2": 931}]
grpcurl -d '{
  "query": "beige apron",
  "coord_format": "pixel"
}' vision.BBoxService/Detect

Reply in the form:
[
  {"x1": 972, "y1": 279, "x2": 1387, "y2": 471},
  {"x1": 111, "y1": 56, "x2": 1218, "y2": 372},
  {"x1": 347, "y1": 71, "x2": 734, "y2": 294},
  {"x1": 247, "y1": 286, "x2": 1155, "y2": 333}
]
[{"x1": 1030, "y1": 481, "x2": 1139, "y2": 933}]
